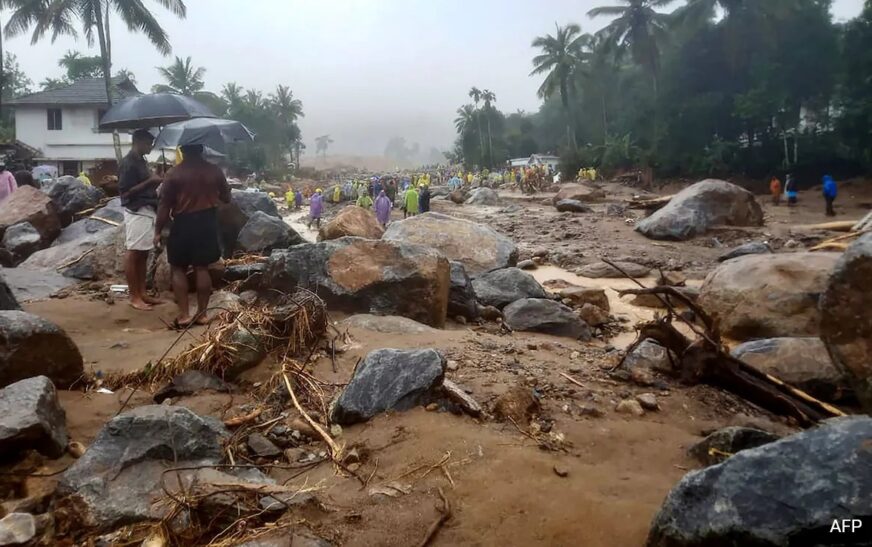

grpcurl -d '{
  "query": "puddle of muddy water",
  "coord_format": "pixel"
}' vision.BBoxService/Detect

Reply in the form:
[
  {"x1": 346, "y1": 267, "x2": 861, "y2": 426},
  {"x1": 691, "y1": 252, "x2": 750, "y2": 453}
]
[{"x1": 283, "y1": 210, "x2": 318, "y2": 242}]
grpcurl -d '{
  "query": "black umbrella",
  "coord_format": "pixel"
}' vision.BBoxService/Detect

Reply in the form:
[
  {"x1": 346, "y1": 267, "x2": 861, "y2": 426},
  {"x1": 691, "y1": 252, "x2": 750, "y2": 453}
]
[
  {"x1": 98, "y1": 93, "x2": 217, "y2": 130},
  {"x1": 154, "y1": 118, "x2": 255, "y2": 153}
]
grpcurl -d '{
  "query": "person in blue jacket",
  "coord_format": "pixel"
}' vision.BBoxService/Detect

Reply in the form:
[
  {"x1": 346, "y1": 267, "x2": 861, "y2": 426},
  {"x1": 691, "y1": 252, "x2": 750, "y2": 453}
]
[{"x1": 822, "y1": 175, "x2": 837, "y2": 217}]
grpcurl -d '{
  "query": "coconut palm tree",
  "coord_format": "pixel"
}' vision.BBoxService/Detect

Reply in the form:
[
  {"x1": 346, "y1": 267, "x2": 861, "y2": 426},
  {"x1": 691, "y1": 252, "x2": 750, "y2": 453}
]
[
  {"x1": 588, "y1": 0, "x2": 674, "y2": 98},
  {"x1": 315, "y1": 135, "x2": 333, "y2": 159},
  {"x1": 481, "y1": 89, "x2": 496, "y2": 166},
  {"x1": 576, "y1": 32, "x2": 616, "y2": 143},
  {"x1": 152, "y1": 56, "x2": 205, "y2": 95},
  {"x1": 454, "y1": 104, "x2": 476, "y2": 134},
  {"x1": 530, "y1": 22, "x2": 588, "y2": 148},
  {"x1": 221, "y1": 82, "x2": 244, "y2": 115},
  {"x1": 468, "y1": 86, "x2": 485, "y2": 159},
  {"x1": 270, "y1": 85, "x2": 303, "y2": 122},
  {"x1": 4, "y1": 0, "x2": 187, "y2": 162}
]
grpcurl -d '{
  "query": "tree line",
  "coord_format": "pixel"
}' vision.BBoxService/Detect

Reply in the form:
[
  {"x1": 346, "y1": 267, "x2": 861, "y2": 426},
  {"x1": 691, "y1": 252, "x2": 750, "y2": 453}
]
[{"x1": 453, "y1": 0, "x2": 872, "y2": 182}]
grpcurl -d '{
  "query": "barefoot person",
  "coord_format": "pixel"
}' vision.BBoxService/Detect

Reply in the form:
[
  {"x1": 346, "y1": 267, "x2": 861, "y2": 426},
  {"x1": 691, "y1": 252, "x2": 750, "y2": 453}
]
[
  {"x1": 154, "y1": 144, "x2": 231, "y2": 328},
  {"x1": 119, "y1": 129, "x2": 163, "y2": 310}
]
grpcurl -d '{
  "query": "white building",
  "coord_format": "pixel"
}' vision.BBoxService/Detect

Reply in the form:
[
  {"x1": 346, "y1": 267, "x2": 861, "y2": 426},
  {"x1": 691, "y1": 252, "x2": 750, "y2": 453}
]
[
  {"x1": 9, "y1": 77, "x2": 141, "y2": 178},
  {"x1": 508, "y1": 154, "x2": 560, "y2": 170}
]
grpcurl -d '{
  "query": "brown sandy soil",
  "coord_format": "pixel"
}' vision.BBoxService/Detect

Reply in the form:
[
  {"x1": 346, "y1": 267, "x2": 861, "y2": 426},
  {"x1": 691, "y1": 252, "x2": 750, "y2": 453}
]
[{"x1": 16, "y1": 179, "x2": 863, "y2": 546}]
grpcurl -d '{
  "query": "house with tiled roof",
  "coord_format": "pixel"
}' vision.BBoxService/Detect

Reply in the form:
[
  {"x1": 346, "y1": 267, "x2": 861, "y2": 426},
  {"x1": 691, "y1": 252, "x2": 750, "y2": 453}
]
[{"x1": 8, "y1": 77, "x2": 141, "y2": 177}]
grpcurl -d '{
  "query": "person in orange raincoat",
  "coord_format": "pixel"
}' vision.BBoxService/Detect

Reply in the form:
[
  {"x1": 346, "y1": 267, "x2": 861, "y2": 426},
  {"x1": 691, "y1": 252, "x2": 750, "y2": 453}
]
[{"x1": 769, "y1": 176, "x2": 782, "y2": 206}]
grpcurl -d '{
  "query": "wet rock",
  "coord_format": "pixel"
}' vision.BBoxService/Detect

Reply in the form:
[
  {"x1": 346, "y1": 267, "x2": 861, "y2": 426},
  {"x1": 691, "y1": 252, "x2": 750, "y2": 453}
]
[
  {"x1": 331, "y1": 349, "x2": 446, "y2": 425},
  {"x1": 56, "y1": 405, "x2": 229, "y2": 531},
  {"x1": 699, "y1": 252, "x2": 839, "y2": 340},
  {"x1": 687, "y1": 426, "x2": 780, "y2": 466},
  {"x1": 1, "y1": 223, "x2": 41, "y2": 262},
  {"x1": 558, "y1": 287, "x2": 609, "y2": 312},
  {"x1": 478, "y1": 304, "x2": 502, "y2": 321},
  {"x1": 0, "y1": 186, "x2": 61, "y2": 245},
  {"x1": 448, "y1": 189, "x2": 468, "y2": 204},
  {"x1": 0, "y1": 273, "x2": 18, "y2": 310},
  {"x1": 22, "y1": 224, "x2": 119, "y2": 281},
  {"x1": 0, "y1": 311, "x2": 83, "y2": 388},
  {"x1": 503, "y1": 298, "x2": 591, "y2": 340},
  {"x1": 237, "y1": 211, "x2": 303, "y2": 254},
  {"x1": 247, "y1": 432, "x2": 282, "y2": 458},
  {"x1": 578, "y1": 303, "x2": 610, "y2": 327},
  {"x1": 448, "y1": 261, "x2": 478, "y2": 320},
  {"x1": 265, "y1": 237, "x2": 450, "y2": 327},
  {"x1": 606, "y1": 203, "x2": 627, "y2": 216},
  {"x1": 648, "y1": 417, "x2": 871, "y2": 547},
  {"x1": 339, "y1": 314, "x2": 437, "y2": 334},
  {"x1": 382, "y1": 212, "x2": 518, "y2": 276},
  {"x1": 153, "y1": 370, "x2": 234, "y2": 404},
  {"x1": 620, "y1": 339, "x2": 675, "y2": 374},
  {"x1": 231, "y1": 189, "x2": 280, "y2": 219},
  {"x1": 576, "y1": 261, "x2": 650, "y2": 279},
  {"x1": 472, "y1": 267, "x2": 546, "y2": 309},
  {"x1": 517, "y1": 259, "x2": 537, "y2": 270},
  {"x1": 223, "y1": 262, "x2": 266, "y2": 282},
  {"x1": 441, "y1": 379, "x2": 483, "y2": 417},
  {"x1": 52, "y1": 198, "x2": 123, "y2": 247},
  {"x1": 45, "y1": 176, "x2": 105, "y2": 225},
  {"x1": 717, "y1": 241, "x2": 771, "y2": 262},
  {"x1": 225, "y1": 326, "x2": 267, "y2": 378},
  {"x1": 0, "y1": 376, "x2": 68, "y2": 458},
  {"x1": 555, "y1": 199, "x2": 593, "y2": 213},
  {"x1": 615, "y1": 399, "x2": 645, "y2": 416},
  {"x1": 636, "y1": 179, "x2": 764, "y2": 241},
  {"x1": 493, "y1": 385, "x2": 540, "y2": 424},
  {"x1": 0, "y1": 513, "x2": 36, "y2": 546},
  {"x1": 237, "y1": 531, "x2": 334, "y2": 547},
  {"x1": 0, "y1": 267, "x2": 77, "y2": 302},
  {"x1": 319, "y1": 205, "x2": 384, "y2": 241},
  {"x1": 635, "y1": 393, "x2": 659, "y2": 411},
  {"x1": 552, "y1": 183, "x2": 605, "y2": 204},
  {"x1": 731, "y1": 337, "x2": 850, "y2": 402},
  {"x1": 464, "y1": 187, "x2": 500, "y2": 206},
  {"x1": 819, "y1": 232, "x2": 872, "y2": 412}
]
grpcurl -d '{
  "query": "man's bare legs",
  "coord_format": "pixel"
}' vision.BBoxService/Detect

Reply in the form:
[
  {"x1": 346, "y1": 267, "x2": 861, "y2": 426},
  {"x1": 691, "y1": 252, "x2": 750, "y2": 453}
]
[
  {"x1": 171, "y1": 266, "x2": 213, "y2": 327},
  {"x1": 125, "y1": 250, "x2": 152, "y2": 310},
  {"x1": 171, "y1": 265, "x2": 191, "y2": 326},
  {"x1": 194, "y1": 267, "x2": 212, "y2": 325}
]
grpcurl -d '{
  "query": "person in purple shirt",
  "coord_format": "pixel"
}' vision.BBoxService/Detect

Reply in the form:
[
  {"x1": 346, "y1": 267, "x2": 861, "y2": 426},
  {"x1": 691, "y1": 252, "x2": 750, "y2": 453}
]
[
  {"x1": 375, "y1": 189, "x2": 392, "y2": 227},
  {"x1": 0, "y1": 163, "x2": 18, "y2": 203},
  {"x1": 308, "y1": 188, "x2": 324, "y2": 229}
]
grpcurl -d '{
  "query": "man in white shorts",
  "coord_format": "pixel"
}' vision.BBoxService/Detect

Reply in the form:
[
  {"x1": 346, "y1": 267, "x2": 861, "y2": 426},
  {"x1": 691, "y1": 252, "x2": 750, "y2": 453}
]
[{"x1": 118, "y1": 129, "x2": 163, "y2": 310}]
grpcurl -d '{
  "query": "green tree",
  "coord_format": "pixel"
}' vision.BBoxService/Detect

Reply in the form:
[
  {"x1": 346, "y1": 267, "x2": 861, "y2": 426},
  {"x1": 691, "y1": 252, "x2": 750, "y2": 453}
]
[
  {"x1": 481, "y1": 89, "x2": 496, "y2": 166},
  {"x1": 59, "y1": 49, "x2": 102, "y2": 80},
  {"x1": 468, "y1": 86, "x2": 485, "y2": 158},
  {"x1": 153, "y1": 55, "x2": 205, "y2": 95},
  {"x1": 315, "y1": 135, "x2": 333, "y2": 158}
]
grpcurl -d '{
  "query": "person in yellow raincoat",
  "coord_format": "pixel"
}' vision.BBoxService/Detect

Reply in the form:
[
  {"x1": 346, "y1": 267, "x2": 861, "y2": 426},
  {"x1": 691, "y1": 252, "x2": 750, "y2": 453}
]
[
  {"x1": 466, "y1": 172, "x2": 473, "y2": 185},
  {"x1": 77, "y1": 171, "x2": 92, "y2": 186},
  {"x1": 356, "y1": 192, "x2": 373, "y2": 209},
  {"x1": 404, "y1": 184, "x2": 419, "y2": 218},
  {"x1": 285, "y1": 189, "x2": 295, "y2": 209},
  {"x1": 333, "y1": 186, "x2": 341, "y2": 203}
]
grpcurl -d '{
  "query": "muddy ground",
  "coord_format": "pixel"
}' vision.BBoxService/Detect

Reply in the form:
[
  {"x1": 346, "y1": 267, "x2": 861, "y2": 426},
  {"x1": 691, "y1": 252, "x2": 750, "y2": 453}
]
[{"x1": 16, "y1": 179, "x2": 869, "y2": 546}]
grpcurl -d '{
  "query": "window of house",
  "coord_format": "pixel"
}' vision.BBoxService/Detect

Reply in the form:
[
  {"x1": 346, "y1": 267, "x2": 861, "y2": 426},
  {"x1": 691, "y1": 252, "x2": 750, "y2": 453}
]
[{"x1": 47, "y1": 108, "x2": 63, "y2": 131}]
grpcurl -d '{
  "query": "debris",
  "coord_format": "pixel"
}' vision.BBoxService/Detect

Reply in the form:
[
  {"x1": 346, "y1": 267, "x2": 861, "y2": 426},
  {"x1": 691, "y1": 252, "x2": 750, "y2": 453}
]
[
  {"x1": 153, "y1": 370, "x2": 234, "y2": 403},
  {"x1": 688, "y1": 426, "x2": 780, "y2": 466},
  {"x1": 615, "y1": 399, "x2": 645, "y2": 417},
  {"x1": 0, "y1": 513, "x2": 36, "y2": 546},
  {"x1": 247, "y1": 432, "x2": 282, "y2": 458},
  {"x1": 635, "y1": 393, "x2": 659, "y2": 411},
  {"x1": 493, "y1": 385, "x2": 540, "y2": 424},
  {"x1": 441, "y1": 379, "x2": 483, "y2": 417},
  {"x1": 553, "y1": 465, "x2": 569, "y2": 478},
  {"x1": 368, "y1": 482, "x2": 412, "y2": 499}
]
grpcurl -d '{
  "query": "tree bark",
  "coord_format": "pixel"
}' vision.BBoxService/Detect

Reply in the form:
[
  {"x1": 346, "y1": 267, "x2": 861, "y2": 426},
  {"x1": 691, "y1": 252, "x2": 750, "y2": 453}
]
[
  {"x1": 601, "y1": 93, "x2": 608, "y2": 143},
  {"x1": 94, "y1": 3, "x2": 123, "y2": 164},
  {"x1": 486, "y1": 110, "x2": 493, "y2": 168},
  {"x1": 0, "y1": 17, "x2": 5, "y2": 123}
]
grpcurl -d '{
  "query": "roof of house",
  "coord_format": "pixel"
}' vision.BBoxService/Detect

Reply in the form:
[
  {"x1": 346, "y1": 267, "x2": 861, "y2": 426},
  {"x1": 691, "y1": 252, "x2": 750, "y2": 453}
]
[{"x1": 9, "y1": 77, "x2": 141, "y2": 107}]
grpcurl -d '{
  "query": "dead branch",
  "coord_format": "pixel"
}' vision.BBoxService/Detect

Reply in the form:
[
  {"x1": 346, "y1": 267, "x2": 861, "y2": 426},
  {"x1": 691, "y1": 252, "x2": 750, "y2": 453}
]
[
  {"x1": 223, "y1": 408, "x2": 263, "y2": 428},
  {"x1": 559, "y1": 372, "x2": 585, "y2": 389},
  {"x1": 417, "y1": 487, "x2": 452, "y2": 547}
]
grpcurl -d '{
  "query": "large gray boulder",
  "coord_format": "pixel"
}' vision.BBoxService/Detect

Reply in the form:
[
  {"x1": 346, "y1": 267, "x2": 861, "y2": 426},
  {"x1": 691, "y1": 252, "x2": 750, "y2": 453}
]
[
  {"x1": 464, "y1": 187, "x2": 500, "y2": 206},
  {"x1": 45, "y1": 176, "x2": 105, "y2": 224},
  {"x1": 331, "y1": 349, "x2": 446, "y2": 425},
  {"x1": 448, "y1": 261, "x2": 478, "y2": 320},
  {"x1": 1, "y1": 222, "x2": 41, "y2": 262},
  {"x1": 0, "y1": 186, "x2": 62, "y2": 244},
  {"x1": 820, "y1": 232, "x2": 872, "y2": 413},
  {"x1": 647, "y1": 416, "x2": 872, "y2": 547},
  {"x1": 503, "y1": 298, "x2": 591, "y2": 340},
  {"x1": 338, "y1": 314, "x2": 437, "y2": 334},
  {"x1": 0, "y1": 376, "x2": 68, "y2": 458},
  {"x1": 552, "y1": 183, "x2": 605, "y2": 204},
  {"x1": 52, "y1": 198, "x2": 123, "y2": 246},
  {"x1": 57, "y1": 405, "x2": 229, "y2": 531},
  {"x1": 237, "y1": 211, "x2": 303, "y2": 254},
  {"x1": 555, "y1": 199, "x2": 593, "y2": 213},
  {"x1": 22, "y1": 225, "x2": 120, "y2": 281},
  {"x1": 0, "y1": 273, "x2": 19, "y2": 310},
  {"x1": 717, "y1": 241, "x2": 771, "y2": 262},
  {"x1": 0, "y1": 267, "x2": 77, "y2": 302},
  {"x1": 0, "y1": 311, "x2": 83, "y2": 388},
  {"x1": 687, "y1": 426, "x2": 780, "y2": 467},
  {"x1": 636, "y1": 179, "x2": 764, "y2": 241},
  {"x1": 731, "y1": 337, "x2": 850, "y2": 402},
  {"x1": 472, "y1": 267, "x2": 546, "y2": 309},
  {"x1": 382, "y1": 212, "x2": 518, "y2": 277},
  {"x1": 576, "y1": 261, "x2": 650, "y2": 279},
  {"x1": 231, "y1": 189, "x2": 281, "y2": 219},
  {"x1": 265, "y1": 237, "x2": 450, "y2": 327},
  {"x1": 699, "y1": 252, "x2": 839, "y2": 340}
]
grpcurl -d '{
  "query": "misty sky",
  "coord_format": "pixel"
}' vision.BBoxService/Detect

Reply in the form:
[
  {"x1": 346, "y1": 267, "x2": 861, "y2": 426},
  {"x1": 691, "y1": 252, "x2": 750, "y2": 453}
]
[{"x1": 3, "y1": 0, "x2": 865, "y2": 156}]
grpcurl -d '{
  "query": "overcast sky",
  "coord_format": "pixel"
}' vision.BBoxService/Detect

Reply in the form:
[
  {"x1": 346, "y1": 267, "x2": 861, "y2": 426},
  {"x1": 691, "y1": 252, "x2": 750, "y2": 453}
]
[{"x1": 3, "y1": 0, "x2": 865, "y2": 156}]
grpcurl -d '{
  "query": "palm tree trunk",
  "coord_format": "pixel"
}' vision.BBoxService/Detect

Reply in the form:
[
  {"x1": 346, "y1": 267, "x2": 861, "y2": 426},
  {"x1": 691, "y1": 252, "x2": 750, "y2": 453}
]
[
  {"x1": 0, "y1": 18, "x2": 5, "y2": 122},
  {"x1": 475, "y1": 108, "x2": 484, "y2": 167},
  {"x1": 601, "y1": 93, "x2": 609, "y2": 144},
  {"x1": 94, "y1": 4, "x2": 122, "y2": 164},
  {"x1": 486, "y1": 111, "x2": 494, "y2": 167},
  {"x1": 560, "y1": 80, "x2": 576, "y2": 150}
]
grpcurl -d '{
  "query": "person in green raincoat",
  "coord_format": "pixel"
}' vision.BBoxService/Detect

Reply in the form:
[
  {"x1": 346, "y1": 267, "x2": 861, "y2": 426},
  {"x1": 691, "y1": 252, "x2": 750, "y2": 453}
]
[
  {"x1": 404, "y1": 185, "x2": 419, "y2": 218},
  {"x1": 333, "y1": 186, "x2": 341, "y2": 203},
  {"x1": 356, "y1": 192, "x2": 373, "y2": 209}
]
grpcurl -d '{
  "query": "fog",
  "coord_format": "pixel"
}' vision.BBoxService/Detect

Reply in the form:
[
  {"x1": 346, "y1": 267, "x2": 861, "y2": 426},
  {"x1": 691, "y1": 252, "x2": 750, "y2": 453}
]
[{"x1": 3, "y1": 0, "x2": 864, "y2": 159}]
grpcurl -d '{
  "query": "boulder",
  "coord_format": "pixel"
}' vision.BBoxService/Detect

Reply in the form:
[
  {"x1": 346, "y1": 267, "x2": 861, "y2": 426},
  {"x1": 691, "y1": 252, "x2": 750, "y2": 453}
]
[
  {"x1": 688, "y1": 426, "x2": 780, "y2": 466},
  {"x1": 448, "y1": 261, "x2": 478, "y2": 320},
  {"x1": 0, "y1": 311, "x2": 83, "y2": 388},
  {"x1": 1, "y1": 223, "x2": 41, "y2": 261},
  {"x1": 493, "y1": 384, "x2": 541, "y2": 424},
  {"x1": 22, "y1": 226, "x2": 119, "y2": 281},
  {"x1": 464, "y1": 187, "x2": 500, "y2": 206},
  {"x1": 555, "y1": 199, "x2": 593, "y2": 213},
  {"x1": 0, "y1": 267, "x2": 77, "y2": 302},
  {"x1": 319, "y1": 205, "x2": 384, "y2": 241},
  {"x1": 0, "y1": 273, "x2": 19, "y2": 310},
  {"x1": 153, "y1": 370, "x2": 234, "y2": 404},
  {"x1": 699, "y1": 253, "x2": 839, "y2": 340},
  {"x1": 441, "y1": 379, "x2": 483, "y2": 417},
  {"x1": 620, "y1": 339, "x2": 675, "y2": 374},
  {"x1": 0, "y1": 186, "x2": 62, "y2": 244},
  {"x1": 52, "y1": 198, "x2": 123, "y2": 247},
  {"x1": 576, "y1": 261, "x2": 650, "y2": 279},
  {"x1": 237, "y1": 211, "x2": 302, "y2": 254},
  {"x1": 338, "y1": 314, "x2": 437, "y2": 334},
  {"x1": 552, "y1": 183, "x2": 605, "y2": 204},
  {"x1": 558, "y1": 287, "x2": 610, "y2": 311},
  {"x1": 731, "y1": 337, "x2": 850, "y2": 402},
  {"x1": 0, "y1": 376, "x2": 68, "y2": 458},
  {"x1": 819, "y1": 232, "x2": 872, "y2": 412},
  {"x1": 471, "y1": 267, "x2": 546, "y2": 309},
  {"x1": 636, "y1": 179, "x2": 764, "y2": 241},
  {"x1": 225, "y1": 325, "x2": 268, "y2": 378},
  {"x1": 231, "y1": 189, "x2": 281, "y2": 219},
  {"x1": 383, "y1": 212, "x2": 517, "y2": 277},
  {"x1": 448, "y1": 189, "x2": 468, "y2": 204},
  {"x1": 579, "y1": 303, "x2": 610, "y2": 327},
  {"x1": 57, "y1": 405, "x2": 229, "y2": 530},
  {"x1": 647, "y1": 416, "x2": 872, "y2": 547},
  {"x1": 265, "y1": 237, "x2": 450, "y2": 327},
  {"x1": 503, "y1": 298, "x2": 591, "y2": 340},
  {"x1": 45, "y1": 176, "x2": 105, "y2": 224},
  {"x1": 331, "y1": 349, "x2": 446, "y2": 425},
  {"x1": 717, "y1": 241, "x2": 771, "y2": 262},
  {"x1": 0, "y1": 513, "x2": 36, "y2": 546}
]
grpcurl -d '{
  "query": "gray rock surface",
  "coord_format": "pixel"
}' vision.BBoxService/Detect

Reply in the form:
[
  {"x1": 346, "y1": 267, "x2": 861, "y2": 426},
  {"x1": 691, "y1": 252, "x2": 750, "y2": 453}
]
[
  {"x1": 57, "y1": 405, "x2": 229, "y2": 530},
  {"x1": 0, "y1": 513, "x2": 36, "y2": 546},
  {"x1": 0, "y1": 273, "x2": 18, "y2": 310},
  {"x1": 636, "y1": 179, "x2": 764, "y2": 241},
  {"x1": 688, "y1": 426, "x2": 780, "y2": 466},
  {"x1": 0, "y1": 376, "x2": 68, "y2": 458},
  {"x1": 331, "y1": 349, "x2": 446, "y2": 424},
  {"x1": 237, "y1": 211, "x2": 302, "y2": 253},
  {"x1": 558, "y1": 287, "x2": 610, "y2": 311},
  {"x1": 576, "y1": 261, "x2": 650, "y2": 279},
  {"x1": 231, "y1": 189, "x2": 281, "y2": 219},
  {"x1": 0, "y1": 186, "x2": 62, "y2": 244},
  {"x1": 503, "y1": 298, "x2": 591, "y2": 340},
  {"x1": 0, "y1": 311, "x2": 83, "y2": 388},
  {"x1": 0, "y1": 267, "x2": 76, "y2": 302},
  {"x1": 45, "y1": 176, "x2": 105, "y2": 223},
  {"x1": 339, "y1": 314, "x2": 437, "y2": 334},
  {"x1": 2, "y1": 223, "x2": 41, "y2": 261},
  {"x1": 464, "y1": 187, "x2": 500, "y2": 206},
  {"x1": 448, "y1": 261, "x2": 478, "y2": 320},
  {"x1": 153, "y1": 370, "x2": 234, "y2": 404},
  {"x1": 717, "y1": 241, "x2": 772, "y2": 262},
  {"x1": 472, "y1": 267, "x2": 546, "y2": 309},
  {"x1": 52, "y1": 198, "x2": 123, "y2": 246},
  {"x1": 648, "y1": 416, "x2": 872, "y2": 547},
  {"x1": 555, "y1": 199, "x2": 593, "y2": 213},
  {"x1": 621, "y1": 339, "x2": 675, "y2": 374}
]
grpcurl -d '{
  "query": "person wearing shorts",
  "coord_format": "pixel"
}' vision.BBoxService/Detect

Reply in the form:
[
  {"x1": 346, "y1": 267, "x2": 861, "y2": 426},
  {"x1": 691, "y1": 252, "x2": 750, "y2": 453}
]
[
  {"x1": 155, "y1": 144, "x2": 231, "y2": 328},
  {"x1": 118, "y1": 129, "x2": 163, "y2": 310}
]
